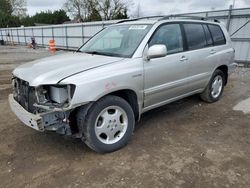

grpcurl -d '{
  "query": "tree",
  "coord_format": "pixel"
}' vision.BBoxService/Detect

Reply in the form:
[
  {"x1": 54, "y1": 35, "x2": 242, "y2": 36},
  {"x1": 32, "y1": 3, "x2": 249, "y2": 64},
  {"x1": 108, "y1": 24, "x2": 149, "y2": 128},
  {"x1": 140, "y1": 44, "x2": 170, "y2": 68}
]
[
  {"x1": 87, "y1": 7, "x2": 102, "y2": 21},
  {"x1": 64, "y1": 0, "x2": 130, "y2": 21},
  {"x1": 113, "y1": 8, "x2": 128, "y2": 19},
  {"x1": 20, "y1": 10, "x2": 70, "y2": 26},
  {"x1": 0, "y1": 0, "x2": 13, "y2": 15},
  {"x1": 10, "y1": 0, "x2": 27, "y2": 18},
  {"x1": 53, "y1": 10, "x2": 71, "y2": 24},
  {"x1": 97, "y1": 0, "x2": 129, "y2": 20},
  {"x1": 64, "y1": 0, "x2": 87, "y2": 20},
  {"x1": 0, "y1": 0, "x2": 23, "y2": 27},
  {"x1": 85, "y1": 0, "x2": 102, "y2": 21},
  {"x1": 0, "y1": 11, "x2": 20, "y2": 28}
]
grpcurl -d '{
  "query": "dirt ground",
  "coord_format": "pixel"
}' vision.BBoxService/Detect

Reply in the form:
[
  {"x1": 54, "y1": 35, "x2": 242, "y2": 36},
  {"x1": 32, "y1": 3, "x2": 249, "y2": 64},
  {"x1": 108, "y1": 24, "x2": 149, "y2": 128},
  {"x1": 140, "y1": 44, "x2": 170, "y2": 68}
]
[{"x1": 0, "y1": 46, "x2": 249, "y2": 188}]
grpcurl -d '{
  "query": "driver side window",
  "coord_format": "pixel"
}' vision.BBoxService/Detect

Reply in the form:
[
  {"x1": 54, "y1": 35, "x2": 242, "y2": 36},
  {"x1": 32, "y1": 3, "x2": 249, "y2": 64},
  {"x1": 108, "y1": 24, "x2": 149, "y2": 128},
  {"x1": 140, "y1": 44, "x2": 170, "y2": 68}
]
[{"x1": 149, "y1": 24, "x2": 184, "y2": 55}]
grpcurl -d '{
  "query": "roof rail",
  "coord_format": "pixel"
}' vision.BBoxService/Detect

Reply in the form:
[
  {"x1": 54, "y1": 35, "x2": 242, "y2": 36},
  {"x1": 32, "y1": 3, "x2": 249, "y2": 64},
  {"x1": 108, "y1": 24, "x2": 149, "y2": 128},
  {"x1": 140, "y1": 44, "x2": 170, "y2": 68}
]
[
  {"x1": 117, "y1": 15, "x2": 220, "y2": 24},
  {"x1": 159, "y1": 15, "x2": 208, "y2": 21}
]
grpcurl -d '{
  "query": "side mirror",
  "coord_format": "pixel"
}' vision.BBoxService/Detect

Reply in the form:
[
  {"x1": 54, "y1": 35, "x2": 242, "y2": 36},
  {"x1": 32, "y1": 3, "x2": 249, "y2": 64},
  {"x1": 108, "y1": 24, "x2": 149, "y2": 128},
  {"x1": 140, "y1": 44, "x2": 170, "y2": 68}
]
[{"x1": 147, "y1": 45, "x2": 167, "y2": 60}]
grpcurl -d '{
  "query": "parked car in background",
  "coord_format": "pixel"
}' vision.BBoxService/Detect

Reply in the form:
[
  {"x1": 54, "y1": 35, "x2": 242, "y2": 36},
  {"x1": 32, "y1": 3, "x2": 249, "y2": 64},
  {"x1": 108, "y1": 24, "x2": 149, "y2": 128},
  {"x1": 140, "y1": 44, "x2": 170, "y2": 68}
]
[{"x1": 9, "y1": 16, "x2": 236, "y2": 153}]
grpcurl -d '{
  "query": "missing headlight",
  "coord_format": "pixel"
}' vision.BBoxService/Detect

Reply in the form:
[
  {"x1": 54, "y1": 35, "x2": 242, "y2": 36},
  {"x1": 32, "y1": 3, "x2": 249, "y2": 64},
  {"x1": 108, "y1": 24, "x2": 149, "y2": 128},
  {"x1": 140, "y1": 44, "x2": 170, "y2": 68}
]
[
  {"x1": 49, "y1": 86, "x2": 68, "y2": 104},
  {"x1": 35, "y1": 84, "x2": 75, "y2": 107}
]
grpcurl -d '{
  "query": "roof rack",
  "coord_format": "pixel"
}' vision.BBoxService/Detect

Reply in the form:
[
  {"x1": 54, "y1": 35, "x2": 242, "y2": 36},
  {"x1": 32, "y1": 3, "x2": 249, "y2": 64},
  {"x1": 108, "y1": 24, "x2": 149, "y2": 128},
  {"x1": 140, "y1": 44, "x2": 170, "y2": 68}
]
[
  {"x1": 159, "y1": 15, "x2": 208, "y2": 21},
  {"x1": 160, "y1": 15, "x2": 221, "y2": 23},
  {"x1": 117, "y1": 15, "x2": 220, "y2": 24}
]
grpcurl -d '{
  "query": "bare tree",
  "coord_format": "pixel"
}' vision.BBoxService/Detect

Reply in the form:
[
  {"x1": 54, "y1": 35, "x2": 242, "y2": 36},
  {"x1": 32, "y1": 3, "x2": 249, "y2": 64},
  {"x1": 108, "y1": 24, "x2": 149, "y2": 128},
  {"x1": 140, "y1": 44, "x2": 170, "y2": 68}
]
[
  {"x1": 97, "y1": 0, "x2": 130, "y2": 20},
  {"x1": 10, "y1": 0, "x2": 27, "y2": 18},
  {"x1": 64, "y1": 0, "x2": 88, "y2": 20},
  {"x1": 64, "y1": 0, "x2": 131, "y2": 21}
]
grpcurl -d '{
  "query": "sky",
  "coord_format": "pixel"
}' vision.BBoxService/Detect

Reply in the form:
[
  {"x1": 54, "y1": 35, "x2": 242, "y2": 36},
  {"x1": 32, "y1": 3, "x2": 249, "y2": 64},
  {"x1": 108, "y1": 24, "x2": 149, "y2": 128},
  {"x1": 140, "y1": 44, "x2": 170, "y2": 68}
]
[{"x1": 26, "y1": 0, "x2": 250, "y2": 17}]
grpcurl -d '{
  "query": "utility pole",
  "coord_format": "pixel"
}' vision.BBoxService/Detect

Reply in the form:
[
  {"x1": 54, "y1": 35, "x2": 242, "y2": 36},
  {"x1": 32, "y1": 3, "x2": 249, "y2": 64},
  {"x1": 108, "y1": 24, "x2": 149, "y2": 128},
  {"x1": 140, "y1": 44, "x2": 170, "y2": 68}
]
[
  {"x1": 233, "y1": 0, "x2": 236, "y2": 8},
  {"x1": 227, "y1": 4, "x2": 233, "y2": 31}
]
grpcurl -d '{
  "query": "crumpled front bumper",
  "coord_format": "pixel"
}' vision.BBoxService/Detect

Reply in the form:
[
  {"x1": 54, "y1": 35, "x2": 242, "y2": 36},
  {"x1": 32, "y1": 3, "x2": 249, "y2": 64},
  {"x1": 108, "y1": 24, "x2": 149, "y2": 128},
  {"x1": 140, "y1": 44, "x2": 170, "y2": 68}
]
[{"x1": 9, "y1": 94, "x2": 45, "y2": 132}]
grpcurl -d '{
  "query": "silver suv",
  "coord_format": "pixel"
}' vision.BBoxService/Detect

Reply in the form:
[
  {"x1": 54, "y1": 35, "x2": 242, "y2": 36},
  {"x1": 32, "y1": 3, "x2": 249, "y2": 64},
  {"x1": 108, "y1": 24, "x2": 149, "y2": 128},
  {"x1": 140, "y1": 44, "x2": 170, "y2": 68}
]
[{"x1": 9, "y1": 16, "x2": 236, "y2": 153}]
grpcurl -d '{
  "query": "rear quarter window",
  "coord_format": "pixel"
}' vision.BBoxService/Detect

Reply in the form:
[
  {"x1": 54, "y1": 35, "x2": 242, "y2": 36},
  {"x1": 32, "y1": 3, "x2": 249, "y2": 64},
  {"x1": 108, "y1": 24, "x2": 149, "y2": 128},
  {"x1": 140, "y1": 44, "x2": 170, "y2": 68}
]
[{"x1": 208, "y1": 24, "x2": 226, "y2": 45}]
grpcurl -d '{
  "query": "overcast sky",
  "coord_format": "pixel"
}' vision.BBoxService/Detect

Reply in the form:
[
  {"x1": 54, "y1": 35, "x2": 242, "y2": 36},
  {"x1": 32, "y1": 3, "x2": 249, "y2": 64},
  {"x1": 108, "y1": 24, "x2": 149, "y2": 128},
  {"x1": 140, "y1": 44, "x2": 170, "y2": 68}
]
[{"x1": 26, "y1": 0, "x2": 250, "y2": 17}]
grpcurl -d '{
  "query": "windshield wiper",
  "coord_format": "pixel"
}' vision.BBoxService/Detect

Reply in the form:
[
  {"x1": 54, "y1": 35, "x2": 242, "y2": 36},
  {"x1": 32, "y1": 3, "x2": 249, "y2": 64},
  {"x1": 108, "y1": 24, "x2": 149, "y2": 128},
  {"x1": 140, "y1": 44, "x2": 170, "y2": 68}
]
[
  {"x1": 84, "y1": 51, "x2": 109, "y2": 56},
  {"x1": 85, "y1": 51, "x2": 102, "y2": 55},
  {"x1": 84, "y1": 51, "x2": 120, "y2": 57}
]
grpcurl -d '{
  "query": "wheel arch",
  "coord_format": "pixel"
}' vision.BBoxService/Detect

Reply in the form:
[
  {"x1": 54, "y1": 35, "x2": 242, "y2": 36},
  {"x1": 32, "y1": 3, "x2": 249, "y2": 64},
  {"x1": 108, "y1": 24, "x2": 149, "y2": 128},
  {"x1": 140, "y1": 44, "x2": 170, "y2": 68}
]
[
  {"x1": 101, "y1": 89, "x2": 141, "y2": 121},
  {"x1": 215, "y1": 65, "x2": 228, "y2": 85}
]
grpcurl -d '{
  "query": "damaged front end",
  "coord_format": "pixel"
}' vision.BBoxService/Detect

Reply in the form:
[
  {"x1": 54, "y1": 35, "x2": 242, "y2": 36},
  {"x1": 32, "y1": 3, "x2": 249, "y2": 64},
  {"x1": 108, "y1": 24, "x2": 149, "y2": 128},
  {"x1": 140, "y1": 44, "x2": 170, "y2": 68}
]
[{"x1": 10, "y1": 77, "x2": 80, "y2": 136}]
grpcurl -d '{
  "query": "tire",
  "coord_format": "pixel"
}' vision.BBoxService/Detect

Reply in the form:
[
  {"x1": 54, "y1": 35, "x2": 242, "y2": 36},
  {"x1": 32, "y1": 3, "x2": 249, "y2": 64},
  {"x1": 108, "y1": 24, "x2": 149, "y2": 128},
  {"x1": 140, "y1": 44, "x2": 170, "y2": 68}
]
[
  {"x1": 200, "y1": 69, "x2": 226, "y2": 103},
  {"x1": 77, "y1": 95, "x2": 135, "y2": 153}
]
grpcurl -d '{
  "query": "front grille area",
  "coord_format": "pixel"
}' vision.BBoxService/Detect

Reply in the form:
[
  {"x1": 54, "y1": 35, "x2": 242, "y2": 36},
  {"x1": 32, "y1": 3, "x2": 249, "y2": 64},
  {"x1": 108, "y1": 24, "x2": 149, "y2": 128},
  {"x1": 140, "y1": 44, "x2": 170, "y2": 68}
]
[{"x1": 12, "y1": 77, "x2": 37, "y2": 114}]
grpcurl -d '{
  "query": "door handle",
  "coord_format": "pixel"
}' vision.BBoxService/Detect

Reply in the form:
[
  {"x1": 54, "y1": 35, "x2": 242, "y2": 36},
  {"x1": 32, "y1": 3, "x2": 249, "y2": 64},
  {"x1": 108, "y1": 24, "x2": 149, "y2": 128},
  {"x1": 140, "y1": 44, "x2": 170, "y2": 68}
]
[
  {"x1": 180, "y1": 56, "x2": 188, "y2": 62},
  {"x1": 210, "y1": 49, "x2": 216, "y2": 54}
]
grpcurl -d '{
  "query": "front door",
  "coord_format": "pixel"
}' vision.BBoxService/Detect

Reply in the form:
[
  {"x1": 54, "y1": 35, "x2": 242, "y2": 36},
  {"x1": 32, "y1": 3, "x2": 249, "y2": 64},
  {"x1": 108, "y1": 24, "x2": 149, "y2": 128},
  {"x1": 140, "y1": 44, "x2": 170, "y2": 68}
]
[{"x1": 143, "y1": 23, "x2": 190, "y2": 110}]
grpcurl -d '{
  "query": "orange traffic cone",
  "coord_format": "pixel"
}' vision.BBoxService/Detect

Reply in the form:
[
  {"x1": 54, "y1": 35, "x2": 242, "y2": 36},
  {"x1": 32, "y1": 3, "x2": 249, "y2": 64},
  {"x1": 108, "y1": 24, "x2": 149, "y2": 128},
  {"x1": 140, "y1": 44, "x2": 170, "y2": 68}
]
[{"x1": 49, "y1": 39, "x2": 56, "y2": 53}]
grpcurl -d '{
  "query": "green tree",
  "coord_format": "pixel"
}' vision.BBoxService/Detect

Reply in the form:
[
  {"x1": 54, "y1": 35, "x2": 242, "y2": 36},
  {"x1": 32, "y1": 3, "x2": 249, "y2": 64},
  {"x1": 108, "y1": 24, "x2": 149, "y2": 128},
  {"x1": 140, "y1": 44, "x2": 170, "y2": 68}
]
[
  {"x1": 53, "y1": 10, "x2": 71, "y2": 24},
  {"x1": 0, "y1": 11, "x2": 20, "y2": 28},
  {"x1": 0, "y1": 0, "x2": 13, "y2": 15},
  {"x1": 20, "y1": 10, "x2": 70, "y2": 26},
  {"x1": 20, "y1": 15, "x2": 34, "y2": 26}
]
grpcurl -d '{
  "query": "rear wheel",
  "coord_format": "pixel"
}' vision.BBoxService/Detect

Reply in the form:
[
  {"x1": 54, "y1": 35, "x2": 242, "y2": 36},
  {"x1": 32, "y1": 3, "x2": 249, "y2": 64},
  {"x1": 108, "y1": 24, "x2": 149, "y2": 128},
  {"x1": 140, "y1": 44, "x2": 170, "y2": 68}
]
[
  {"x1": 77, "y1": 95, "x2": 135, "y2": 153},
  {"x1": 200, "y1": 69, "x2": 226, "y2": 103}
]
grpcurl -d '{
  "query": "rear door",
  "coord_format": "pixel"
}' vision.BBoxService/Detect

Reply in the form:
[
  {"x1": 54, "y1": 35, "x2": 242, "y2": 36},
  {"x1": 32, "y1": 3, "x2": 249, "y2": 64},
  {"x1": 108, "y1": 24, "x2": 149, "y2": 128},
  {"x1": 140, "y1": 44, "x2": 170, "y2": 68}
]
[{"x1": 182, "y1": 23, "x2": 219, "y2": 92}]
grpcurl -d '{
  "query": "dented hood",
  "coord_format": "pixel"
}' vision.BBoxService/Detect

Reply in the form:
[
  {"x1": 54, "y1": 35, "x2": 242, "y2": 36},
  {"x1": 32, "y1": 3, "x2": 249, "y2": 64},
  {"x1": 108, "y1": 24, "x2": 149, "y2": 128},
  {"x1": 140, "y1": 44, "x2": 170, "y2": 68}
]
[{"x1": 13, "y1": 52, "x2": 124, "y2": 86}]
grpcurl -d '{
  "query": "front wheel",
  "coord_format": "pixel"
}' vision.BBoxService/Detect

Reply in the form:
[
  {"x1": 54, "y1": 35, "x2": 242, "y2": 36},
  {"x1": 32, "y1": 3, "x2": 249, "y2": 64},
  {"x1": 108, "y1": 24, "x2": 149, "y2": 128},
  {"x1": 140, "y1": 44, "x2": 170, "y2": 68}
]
[
  {"x1": 200, "y1": 69, "x2": 226, "y2": 103},
  {"x1": 77, "y1": 95, "x2": 135, "y2": 153}
]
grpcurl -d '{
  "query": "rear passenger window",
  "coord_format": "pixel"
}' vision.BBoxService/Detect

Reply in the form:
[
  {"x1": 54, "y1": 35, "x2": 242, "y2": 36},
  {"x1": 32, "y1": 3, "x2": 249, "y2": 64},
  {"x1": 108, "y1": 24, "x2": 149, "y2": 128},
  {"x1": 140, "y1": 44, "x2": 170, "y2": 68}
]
[
  {"x1": 203, "y1": 25, "x2": 213, "y2": 46},
  {"x1": 208, "y1": 24, "x2": 226, "y2": 45},
  {"x1": 183, "y1": 24, "x2": 206, "y2": 50},
  {"x1": 149, "y1": 24, "x2": 183, "y2": 54}
]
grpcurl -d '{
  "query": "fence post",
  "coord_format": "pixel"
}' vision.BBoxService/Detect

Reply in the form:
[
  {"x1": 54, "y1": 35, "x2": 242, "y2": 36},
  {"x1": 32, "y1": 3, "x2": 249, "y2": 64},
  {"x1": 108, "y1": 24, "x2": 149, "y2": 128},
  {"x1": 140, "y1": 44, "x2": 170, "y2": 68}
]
[
  {"x1": 65, "y1": 25, "x2": 68, "y2": 49},
  {"x1": 227, "y1": 5, "x2": 233, "y2": 31},
  {"x1": 10, "y1": 29, "x2": 14, "y2": 44},
  {"x1": 32, "y1": 27, "x2": 34, "y2": 37},
  {"x1": 82, "y1": 24, "x2": 84, "y2": 44},
  {"x1": 17, "y1": 28, "x2": 20, "y2": 44},
  {"x1": 52, "y1": 26, "x2": 54, "y2": 40},
  {"x1": 205, "y1": 12, "x2": 208, "y2": 19},
  {"x1": 24, "y1": 27, "x2": 27, "y2": 45},
  {"x1": 0, "y1": 29, "x2": 3, "y2": 40},
  {"x1": 41, "y1": 27, "x2": 44, "y2": 47}
]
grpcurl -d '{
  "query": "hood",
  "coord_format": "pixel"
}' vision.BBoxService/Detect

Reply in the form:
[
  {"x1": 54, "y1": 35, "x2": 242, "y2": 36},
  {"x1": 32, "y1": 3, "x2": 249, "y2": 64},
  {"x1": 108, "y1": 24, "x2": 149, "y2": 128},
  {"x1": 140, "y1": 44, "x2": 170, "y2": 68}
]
[{"x1": 13, "y1": 52, "x2": 124, "y2": 86}]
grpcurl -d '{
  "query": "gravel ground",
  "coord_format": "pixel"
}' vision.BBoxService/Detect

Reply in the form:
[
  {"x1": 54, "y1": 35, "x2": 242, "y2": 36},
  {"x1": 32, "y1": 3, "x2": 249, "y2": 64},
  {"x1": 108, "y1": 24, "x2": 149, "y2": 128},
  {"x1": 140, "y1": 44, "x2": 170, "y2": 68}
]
[{"x1": 0, "y1": 45, "x2": 249, "y2": 188}]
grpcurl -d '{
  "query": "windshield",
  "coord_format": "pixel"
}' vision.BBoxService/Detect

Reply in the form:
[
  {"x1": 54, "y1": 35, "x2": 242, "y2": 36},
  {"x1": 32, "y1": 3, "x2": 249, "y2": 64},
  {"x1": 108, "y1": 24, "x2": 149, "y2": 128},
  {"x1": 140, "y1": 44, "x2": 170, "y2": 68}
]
[{"x1": 79, "y1": 24, "x2": 152, "y2": 58}]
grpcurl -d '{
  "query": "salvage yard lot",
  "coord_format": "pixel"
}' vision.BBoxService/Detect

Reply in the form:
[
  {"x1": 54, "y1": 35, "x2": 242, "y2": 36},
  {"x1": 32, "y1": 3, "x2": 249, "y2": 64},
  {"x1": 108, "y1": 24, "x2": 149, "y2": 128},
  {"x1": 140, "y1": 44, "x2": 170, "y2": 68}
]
[{"x1": 0, "y1": 46, "x2": 249, "y2": 188}]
